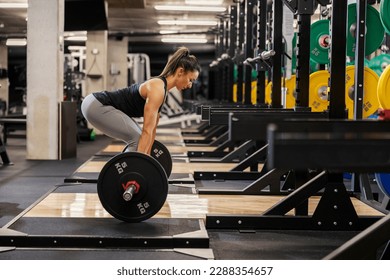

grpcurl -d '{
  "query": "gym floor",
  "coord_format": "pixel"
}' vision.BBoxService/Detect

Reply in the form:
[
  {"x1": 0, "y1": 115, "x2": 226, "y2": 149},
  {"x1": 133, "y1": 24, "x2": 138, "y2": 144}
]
[{"x1": 0, "y1": 126, "x2": 384, "y2": 260}]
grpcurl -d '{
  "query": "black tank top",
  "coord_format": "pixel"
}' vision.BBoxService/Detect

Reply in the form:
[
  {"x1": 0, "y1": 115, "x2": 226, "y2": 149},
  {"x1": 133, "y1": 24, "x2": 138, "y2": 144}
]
[{"x1": 93, "y1": 76, "x2": 167, "y2": 118}]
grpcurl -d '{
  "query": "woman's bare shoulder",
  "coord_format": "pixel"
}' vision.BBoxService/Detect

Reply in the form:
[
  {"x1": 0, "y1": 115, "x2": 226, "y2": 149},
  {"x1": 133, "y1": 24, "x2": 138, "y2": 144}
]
[{"x1": 140, "y1": 78, "x2": 165, "y2": 99}]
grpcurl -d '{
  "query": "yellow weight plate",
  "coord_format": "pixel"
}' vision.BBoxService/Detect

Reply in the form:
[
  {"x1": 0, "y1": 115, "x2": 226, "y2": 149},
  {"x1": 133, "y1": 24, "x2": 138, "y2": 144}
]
[
  {"x1": 284, "y1": 75, "x2": 296, "y2": 108},
  {"x1": 251, "y1": 80, "x2": 257, "y2": 105},
  {"x1": 345, "y1": 65, "x2": 380, "y2": 118},
  {"x1": 265, "y1": 81, "x2": 272, "y2": 105},
  {"x1": 264, "y1": 75, "x2": 296, "y2": 108},
  {"x1": 377, "y1": 65, "x2": 390, "y2": 109},
  {"x1": 233, "y1": 83, "x2": 237, "y2": 103},
  {"x1": 309, "y1": 70, "x2": 330, "y2": 112}
]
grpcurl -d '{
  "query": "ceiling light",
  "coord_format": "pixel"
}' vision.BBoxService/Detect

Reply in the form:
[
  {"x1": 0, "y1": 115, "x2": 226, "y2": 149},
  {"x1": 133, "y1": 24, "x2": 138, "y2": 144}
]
[
  {"x1": 185, "y1": 0, "x2": 224, "y2": 5},
  {"x1": 158, "y1": 20, "x2": 218, "y2": 26},
  {"x1": 155, "y1": 5, "x2": 226, "y2": 12},
  {"x1": 6, "y1": 38, "x2": 27, "y2": 46},
  {"x1": 67, "y1": 46, "x2": 86, "y2": 52},
  {"x1": 65, "y1": 36, "x2": 87, "y2": 42},
  {"x1": 159, "y1": 30, "x2": 179, "y2": 35},
  {"x1": 0, "y1": 3, "x2": 28, "y2": 8},
  {"x1": 161, "y1": 37, "x2": 208, "y2": 44}
]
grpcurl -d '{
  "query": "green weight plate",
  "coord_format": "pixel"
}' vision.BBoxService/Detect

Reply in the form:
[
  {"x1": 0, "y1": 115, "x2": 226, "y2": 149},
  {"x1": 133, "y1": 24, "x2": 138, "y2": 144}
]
[
  {"x1": 292, "y1": 33, "x2": 297, "y2": 73},
  {"x1": 380, "y1": 0, "x2": 390, "y2": 34},
  {"x1": 310, "y1": 19, "x2": 331, "y2": 65},
  {"x1": 368, "y1": 54, "x2": 390, "y2": 76},
  {"x1": 347, "y1": 3, "x2": 385, "y2": 57},
  {"x1": 345, "y1": 58, "x2": 370, "y2": 67},
  {"x1": 310, "y1": 59, "x2": 320, "y2": 73},
  {"x1": 97, "y1": 152, "x2": 168, "y2": 223}
]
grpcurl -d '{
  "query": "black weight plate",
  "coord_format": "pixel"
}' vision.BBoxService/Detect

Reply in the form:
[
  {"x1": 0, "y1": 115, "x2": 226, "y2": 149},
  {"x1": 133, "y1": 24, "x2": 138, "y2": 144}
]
[
  {"x1": 151, "y1": 140, "x2": 173, "y2": 177},
  {"x1": 97, "y1": 152, "x2": 168, "y2": 223},
  {"x1": 122, "y1": 140, "x2": 172, "y2": 177}
]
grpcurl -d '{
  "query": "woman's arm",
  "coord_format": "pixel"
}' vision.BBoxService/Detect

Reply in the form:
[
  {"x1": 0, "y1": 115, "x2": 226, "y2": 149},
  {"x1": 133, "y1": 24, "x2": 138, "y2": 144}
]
[{"x1": 137, "y1": 80, "x2": 165, "y2": 154}]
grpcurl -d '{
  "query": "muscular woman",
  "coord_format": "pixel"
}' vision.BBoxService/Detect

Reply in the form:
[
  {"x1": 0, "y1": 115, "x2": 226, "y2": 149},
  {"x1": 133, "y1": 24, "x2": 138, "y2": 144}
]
[{"x1": 81, "y1": 47, "x2": 201, "y2": 155}]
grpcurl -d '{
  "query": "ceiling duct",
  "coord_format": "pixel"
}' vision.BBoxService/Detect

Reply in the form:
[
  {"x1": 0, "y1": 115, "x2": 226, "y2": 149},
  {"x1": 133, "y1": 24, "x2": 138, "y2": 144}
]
[
  {"x1": 65, "y1": 0, "x2": 108, "y2": 31},
  {"x1": 106, "y1": 0, "x2": 145, "y2": 9}
]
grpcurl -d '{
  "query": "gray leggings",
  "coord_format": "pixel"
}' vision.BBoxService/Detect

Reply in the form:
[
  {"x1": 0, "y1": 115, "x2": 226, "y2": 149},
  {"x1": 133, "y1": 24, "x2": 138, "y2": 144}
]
[{"x1": 81, "y1": 93, "x2": 142, "y2": 151}]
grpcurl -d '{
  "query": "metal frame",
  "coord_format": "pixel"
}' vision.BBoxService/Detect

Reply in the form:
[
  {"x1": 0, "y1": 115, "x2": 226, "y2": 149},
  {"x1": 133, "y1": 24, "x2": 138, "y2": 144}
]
[
  {"x1": 206, "y1": 170, "x2": 381, "y2": 231},
  {"x1": 267, "y1": 120, "x2": 390, "y2": 173},
  {"x1": 324, "y1": 213, "x2": 390, "y2": 259},
  {"x1": 256, "y1": 0, "x2": 268, "y2": 104},
  {"x1": 236, "y1": 0, "x2": 246, "y2": 103},
  {"x1": 0, "y1": 230, "x2": 209, "y2": 250},
  {"x1": 270, "y1": 0, "x2": 283, "y2": 108},
  {"x1": 328, "y1": 0, "x2": 348, "y2": 119},
  {"x1": 244, "y1": 0, "x2": 256, "y2": 105}
]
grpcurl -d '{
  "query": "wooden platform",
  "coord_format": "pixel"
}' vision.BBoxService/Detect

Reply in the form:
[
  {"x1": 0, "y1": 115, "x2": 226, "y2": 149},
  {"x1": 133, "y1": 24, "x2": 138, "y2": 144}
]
[
  {"x1": 24, "y1": 193, "x2": 384, "y2": 219},
  {"x1": 101, "y1": 143, "x2": 218, "y2": 154},
  {"x1": 76, "y1": 158, "x2": 239, "y2": 174}
]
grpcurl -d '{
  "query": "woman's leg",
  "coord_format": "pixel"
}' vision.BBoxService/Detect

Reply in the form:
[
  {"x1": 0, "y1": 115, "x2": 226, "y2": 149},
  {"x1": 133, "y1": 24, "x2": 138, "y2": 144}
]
[{"x1": 81, "y1": 94, "x2": 142, "y2": 151}]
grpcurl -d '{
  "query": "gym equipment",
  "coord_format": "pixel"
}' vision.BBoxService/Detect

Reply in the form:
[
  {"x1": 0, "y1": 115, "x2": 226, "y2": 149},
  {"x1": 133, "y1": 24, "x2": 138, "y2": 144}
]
[
  {"x1": 97, "y1": 140, "x2": 172, "y2": 222},
  {"x1": 310, "y1": 19, "x2": 330, "y2": 65},
  {"x1": 268, "y1": 119, "x2": 390, "y2": 173},
  {"x1": 375, "y1": 173, "x2": 390, "y2": 197},
  {"x1": 368, "y1": 54, "x2": 390, "y2": 76},
  {"x1": 345, "y1": 65, "x2": 379, "y2": 119},
  {"x1": 380, "y1": 0, "x2": 390, "y2": 34},
  {"x1": 0, "y1": 135, "x2": 12, "y2": 165},
  {"x1": 97, "y1": 152, "x2": 168, "y2": 223},
  {"x1": 377, "y1": 65, "x2": 390, "y2": 109},
  {"x1": 309, "y1": 70, "x2": 330, "y2": 112},
  {"x1": 347, "y1": 3, "x2": 385, "y2": 57},
  {"x1": 265, "y1": 75, "x2": 296, "y2": 108},
  {"x1": 123, "y1": 140, "x2": 172, "y2": 177}
]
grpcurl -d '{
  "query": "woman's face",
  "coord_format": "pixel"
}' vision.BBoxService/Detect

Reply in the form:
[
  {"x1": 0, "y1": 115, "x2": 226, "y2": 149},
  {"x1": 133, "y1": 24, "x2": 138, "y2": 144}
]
[{"x1": 176, "y1": 69, "x2": 199, "y2": 91}]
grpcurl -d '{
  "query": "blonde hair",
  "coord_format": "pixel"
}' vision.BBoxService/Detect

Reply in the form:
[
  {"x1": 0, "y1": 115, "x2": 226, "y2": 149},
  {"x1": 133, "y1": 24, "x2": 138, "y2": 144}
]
[{"x1": 159, "y1": 47, "x2": 201, "y2": 77}]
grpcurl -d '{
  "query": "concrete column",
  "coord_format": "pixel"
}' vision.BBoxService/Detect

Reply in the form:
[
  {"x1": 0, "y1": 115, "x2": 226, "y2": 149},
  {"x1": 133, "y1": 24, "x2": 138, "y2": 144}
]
[
  {"x1": 26, "y1": 0, "x2": 64, "y2": 159},
  {"x1": 107, "y1": 37, "x2": 129, "y2": 90},
  {"x1": 85, "y1": 31, "x2": 108, "y2": 96},
  {"x1": 0, "y1": 41, "x2": 9, "y2": 113}
]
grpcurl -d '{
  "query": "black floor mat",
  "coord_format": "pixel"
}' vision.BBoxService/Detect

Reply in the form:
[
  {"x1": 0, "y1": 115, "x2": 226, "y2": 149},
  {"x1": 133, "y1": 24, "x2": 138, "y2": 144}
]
[
  {"x1": 2, "y1": 217, "x2": 209, "y2": 250},
  {"x1": 9, "y1": 217, "x2": 203, "y2": 237},
  {"x1": 209, "y1": 230, "x2": 360, "y2": 260},
  {"x1": 0, "y1": 248, "x2": 204, "y2": 260}
]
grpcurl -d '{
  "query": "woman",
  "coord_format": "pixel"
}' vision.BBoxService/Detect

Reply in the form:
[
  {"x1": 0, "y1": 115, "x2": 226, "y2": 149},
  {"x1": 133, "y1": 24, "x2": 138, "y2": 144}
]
[{"x1": 81, "y1": 47, "x2": 201, "y2": 155}]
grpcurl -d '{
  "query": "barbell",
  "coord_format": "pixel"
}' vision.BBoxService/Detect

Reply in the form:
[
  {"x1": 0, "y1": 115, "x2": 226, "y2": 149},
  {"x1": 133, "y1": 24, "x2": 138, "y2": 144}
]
[{"x1": 97, "y1": 140, "x2": 172, "y2": 223}]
